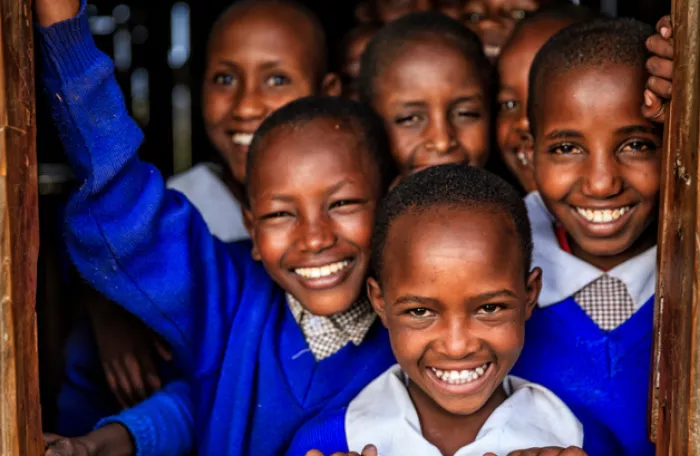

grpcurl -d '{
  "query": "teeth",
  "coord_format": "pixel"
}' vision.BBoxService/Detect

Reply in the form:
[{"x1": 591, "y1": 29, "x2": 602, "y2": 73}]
[
  {"x1": 575, "y1": 206, "x2": 631, "y2": 224},
  {"x1": 294, "y1": 260, "x2": 350, "y2": 279},
  {"x1": 232, "y1": 132, "x2": 254, "y2": 146},
  {"x1": 430, "y1": 363, "x2": 489, "y2": 386},
  {"x1": 484, "y1": 45, "x2": 500, "y2": 58}
]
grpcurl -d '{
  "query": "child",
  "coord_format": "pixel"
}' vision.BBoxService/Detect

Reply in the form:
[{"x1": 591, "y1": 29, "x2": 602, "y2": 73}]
[
  {"x1": 496, "y1": 5, "x2": 597, "y2": 194},
  {"x1": 286, "y1": 164, "x2": 588, "y2": 456},
  {"x1": 42, "y1": 0, "x2": 344, "y2": 453},
  {"x1": 337, "y1": 24, "x2": 379, "y2": 101},
  {"x1": 358, "y1": 12, "x2": 491, "y2": 177},
  {"x1": 509, "y1": 18, "x2": 661, "y2": 455},
  {"x1": 37, "y1": 3, "x2": 398, "y2": 456},
  {"x1": 456, "y1": 0, "x2": 565, "y2": 60}
]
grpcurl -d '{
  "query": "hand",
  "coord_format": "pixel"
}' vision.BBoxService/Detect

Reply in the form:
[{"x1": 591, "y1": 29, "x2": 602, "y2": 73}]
[
  {"x1": 305, "y1": 445, "x2": 378, "y2": 456},
  {"x1": 44, "y1": 435, "x2": 95, "y2": 456},
  {"x1": 34, "y1": 0, "x2": 80, "y2": 27},
  {"x1": 86, "y1": 288, "x2": 172, "y2": 408},
  {"x1": 485, "y1": 447, "x2": 587, "y2": 456},
  {"x1": 44, "y1": 425, "x2": 135, "y2": 456},
  {"x1": 643, "y1": 15, "x2": 673, "y2": 123}
]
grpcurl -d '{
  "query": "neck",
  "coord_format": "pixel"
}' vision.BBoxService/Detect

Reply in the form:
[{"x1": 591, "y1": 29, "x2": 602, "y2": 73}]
[
  {"x1": 407, "y1": 379, "x2": 507, "y2": 456},
  {"x1": 570, "y1": 222, "x2": 658, "y2": 271}
]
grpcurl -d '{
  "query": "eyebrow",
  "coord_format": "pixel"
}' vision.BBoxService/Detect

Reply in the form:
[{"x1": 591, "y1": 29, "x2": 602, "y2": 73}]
[
  {"x1": 392, "y1": 95, "x2": 483, "y2": 109},
  {"x1": 394, "y1": 295, "x2": 442, "y2": 307},
  {"x1": 544, "y1": 129, "x2": 584, "y2": 141},
  {"x1": 616, "y1": 125, "x2": 657, "y2": 136},
  {"x1": 266, "y1": 179, "x2": 352, "y2": 203},
  {"x1": 393, "y1": 289, "x2": 518, "y2": 307}
]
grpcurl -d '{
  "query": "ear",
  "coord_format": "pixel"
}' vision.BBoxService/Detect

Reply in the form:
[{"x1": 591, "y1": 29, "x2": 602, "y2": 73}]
[
  {"x1": 243, "y1": 208, "x2": 262, "y2": 261},
  {"x1": 321, "y1": 73, "x2": 342, "y2": 97},
  {"x1": 524, "y1": 267, "x2": 542, "y2": 320},
  {"x1": 366, "y1": 277, "x2": 388, "y2": 327}
]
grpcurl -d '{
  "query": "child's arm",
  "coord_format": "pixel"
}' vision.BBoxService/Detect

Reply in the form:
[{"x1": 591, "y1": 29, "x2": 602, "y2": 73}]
[
  {"x1": 643, "y1": 15, "x2": 673, "y2": 123},
  {"x1": 44, "y1": 425, "x2": 134, "y2": 456},
  {"x1": 35, "y1": 0, "x2": 247, "y2": 370}
]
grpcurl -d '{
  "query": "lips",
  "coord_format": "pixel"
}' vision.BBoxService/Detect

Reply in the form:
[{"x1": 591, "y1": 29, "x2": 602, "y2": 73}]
[
  {"x1": 569, "y1": 204, "x2": 637, "y2": 238},
  {"x1": 231, "y1": 132, "x2": 254, "y2": 147},
  {"x1": 575, "y1": 206, "x2": 632, "y2": 224},
  {"x1": 289, "y1": 258, "x2": 356, "y2": 290},
  {"x1": 293, "y1": 260, "x2": 351, "y2": 279},
  {"x1": 430, "y1": 363, "x2": 490, "y2": 385},
  {"x1": 426, "y1": 361, "x2": 495, "y2": 396}
]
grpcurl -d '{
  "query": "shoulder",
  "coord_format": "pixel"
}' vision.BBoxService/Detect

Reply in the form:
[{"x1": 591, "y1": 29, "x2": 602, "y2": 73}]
[{"x1": 286, "y1": 408, "x2": 349, "y2": 456}]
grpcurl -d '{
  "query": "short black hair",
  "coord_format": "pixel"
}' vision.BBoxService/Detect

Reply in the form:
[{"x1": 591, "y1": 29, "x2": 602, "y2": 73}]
[
  {"x1": 527, "y1": 17, "x2": 654, "y2": 135},
  {"x1": 246, "y1": 96, "x2": 397, "y2": 197},
  {"x1": 358, "y1": 11, "x2": 491, "y2": 106},
  {"x1": 209, "y1": 0, "x2": 329, "y2": 79},
  {"x1": 510, "y1": 3, "x2": 599, "y2": 39},
  {"x1": 371, "y1": 164, "x2": 532, "y2": 282}
]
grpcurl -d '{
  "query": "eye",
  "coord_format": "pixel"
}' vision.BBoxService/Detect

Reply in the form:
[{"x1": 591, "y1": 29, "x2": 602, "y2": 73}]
[
  {"x1": 465, "y1": 11, "x2": 486, "y2": 23},
  {"x1": 265, "y1": 74, "x2": 291, "y2": 87},
  {"x1": 509, "y1": 9, "x2": 527, "y2": 20},
  {"x1": 453, "y1": 108, "x2": 482, "y2": 121},
  {"x1": 549, "y1": 143, "x2": 582, "y2": 155},
  {"x1": 498, "y1": 100, "x2": 519, "y2": 112},
  {"x1": 477, "y1": 303, "x2": 504, "y2": 315},
  {"x1": 329, "y1": 199, "x2": 365, "y2": 211},
  {"x1": 213, "y1": 73, "x2": 235, "y2": 86},
  {"x1": 620, "y1": 139, "x2": 658, "y2": 154},
  {"x1": 406, "y1": 308, "x2": 435, "y2": 318},
  {"x1": 260, "y1": 211, "x2": 294, "y2": 221},
  {"x1": 395, "y1": 114, "x2": 422, "y2": 126}
]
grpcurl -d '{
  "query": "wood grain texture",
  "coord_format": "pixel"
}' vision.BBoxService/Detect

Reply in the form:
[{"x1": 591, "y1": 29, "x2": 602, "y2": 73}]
[
  {"x1": 652, "y1": 0, "x2": 700, "y2": 454},
  {"x1": 0, "y1": 0, "x2": 43, "y2": 454}
]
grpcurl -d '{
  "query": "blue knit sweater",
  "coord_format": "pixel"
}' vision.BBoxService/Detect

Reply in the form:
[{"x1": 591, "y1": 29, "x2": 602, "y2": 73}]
[
  {"x1": 37, "y1": 6, "x2": 395, "y2": 455},
  {"x1": 511, "y1": 296, "x2": 655, "y2": 456}
]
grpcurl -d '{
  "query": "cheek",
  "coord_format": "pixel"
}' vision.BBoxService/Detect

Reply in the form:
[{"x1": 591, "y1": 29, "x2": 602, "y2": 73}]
[
  {"x1": 487, "y1": 322, "x2": 526, "y2": 363},
  {"x1": 534, "y1": 158, "x2": 578, "y2": 201},
  {"x1": 626, "y1": 161, "x2": 661, "y2": 201},
  {"x1": 496, "y1": 117, "x2": 512, "y2": 152},
  {"x1": 202, "y1": 90, "x2": 231, "y2": 126},
  {"x1": 455, "y1": 120, "x2": 490, "y2": 163},
  {"x1": 255, "y1": 227, "x2": 293, "y2": 266},
  {"x1": 386, "y1": 126, "x2": 419, "y2": 164},
  {"x1": 387, "y1": 323, "x2": 426, "y2": 366},
  {"x1": 333, "y1": 212, "x2": 375, "y2": 253}
]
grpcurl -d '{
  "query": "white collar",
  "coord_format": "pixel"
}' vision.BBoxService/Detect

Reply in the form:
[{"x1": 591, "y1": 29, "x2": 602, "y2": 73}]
[
  {"x1": 345, "y1": 364, "x2": 583, "y2": 456},
  {"x1": 525, "y1": 192, "x2": 657, "y2": 309}
]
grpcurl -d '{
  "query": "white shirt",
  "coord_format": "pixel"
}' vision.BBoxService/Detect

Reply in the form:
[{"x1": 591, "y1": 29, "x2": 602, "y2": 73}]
[
  {"x1": 525, "y1": 192, "x2": 656, "y2": 310},
  {"x1": 345, "y1": 364, "x2": 583, "y2": 456},
  {"x1": 166, "y1": 163, "x2": 249, "y2": 243}
]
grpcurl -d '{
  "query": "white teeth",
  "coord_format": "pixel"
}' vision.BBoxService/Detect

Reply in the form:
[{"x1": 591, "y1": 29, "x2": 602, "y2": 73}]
[
  {"x1": 430, "y1": 363, "x2": 489, "y2": 386},
  {"x1": 294, "y1": 260, "x2": 350, "y2": 279},
  {"x1": 232, "y1": 132, "x2": 254, "y2": 146},
  {"x1": 575, "y1": 206, "x2": 631, "y2": 224},
  {"x1": 484, "y1": 45, "x2": 500, "y2": 58}
]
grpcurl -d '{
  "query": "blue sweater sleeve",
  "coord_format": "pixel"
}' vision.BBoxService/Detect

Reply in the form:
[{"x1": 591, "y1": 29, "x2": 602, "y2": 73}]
[
  {"x1": 97, "y1": 380, "x2": 194, "y2": 456},
  {"x1": 285, "y1": 408, "x2": 349, "y2": 456},
  {"x1": 36, "y1": 3, "x2": 246, "y2": 374}
]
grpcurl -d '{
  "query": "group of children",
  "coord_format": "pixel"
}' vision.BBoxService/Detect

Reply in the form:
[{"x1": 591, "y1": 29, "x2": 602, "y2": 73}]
[{"x1": 34, "y1": 0, "x2": 675, "y2": 455}]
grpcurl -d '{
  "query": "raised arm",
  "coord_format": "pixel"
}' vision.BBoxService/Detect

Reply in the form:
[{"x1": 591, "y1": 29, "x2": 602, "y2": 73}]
[{"x1": 35, "y1": 0, "x2": 247, "y2": 371}]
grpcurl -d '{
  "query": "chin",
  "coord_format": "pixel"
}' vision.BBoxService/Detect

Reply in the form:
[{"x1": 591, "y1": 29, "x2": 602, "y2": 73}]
[{"x1": 301, "y1": 292, "x2": 359, "y2": 316}]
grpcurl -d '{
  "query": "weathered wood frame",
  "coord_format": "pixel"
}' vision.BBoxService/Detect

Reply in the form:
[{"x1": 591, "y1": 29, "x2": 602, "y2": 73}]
[
  {"x1": 650, "y1": 0, "x2": 700, "y2": 454},
  {"x1": 0, "y1": 0, "x2": 43, "y2": 454}
]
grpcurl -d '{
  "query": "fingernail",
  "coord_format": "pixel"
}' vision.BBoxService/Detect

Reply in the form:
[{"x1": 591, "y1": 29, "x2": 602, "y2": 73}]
[
  {"x1": 644, "y1": 91, "x2": 653, "y2": 107},
  {"x1": 661, "y1": 26, "x2": 670, "y2": 38}
]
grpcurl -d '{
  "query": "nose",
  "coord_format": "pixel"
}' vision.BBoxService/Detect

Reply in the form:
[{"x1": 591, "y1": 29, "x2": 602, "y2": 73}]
[
  {"x1": 437, "y1": 317, "x2": 481, "y2": 360},
  {"x1": 232, "y1": 83, "x2": 266, "y2": 121},
  {"x1": 425, "y1": 115, "x2": 457, "y2": 156},
  {"x1": 296, "y1": 214, "x2": 337, "y2": 253},
  {"x1": 581, "y1": 150, "x2": 624, "y2": 198}
]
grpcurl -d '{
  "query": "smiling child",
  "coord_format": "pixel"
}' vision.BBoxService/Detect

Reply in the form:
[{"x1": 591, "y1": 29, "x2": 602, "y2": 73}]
[
  {"x1": 287, "y1": 164, "x2": 587, "y2": 456},
  {"x1": 359, "y1": 12, "x2": 491, "y2": 177},
  {"x1": 510, "y1": 18, "x2": 661, "y2": 455},
  {"x1": 496, "y1": 5, "x2": 597, "y2": 194}
]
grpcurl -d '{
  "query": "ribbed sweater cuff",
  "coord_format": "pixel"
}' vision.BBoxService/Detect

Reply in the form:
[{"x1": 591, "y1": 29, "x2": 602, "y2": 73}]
[
  {"x1": 36, "y1": 0, "x2": 106, "y2": 83},
  {"x1": 96, "y1": 415, "x2": 154, "y2": 456}
]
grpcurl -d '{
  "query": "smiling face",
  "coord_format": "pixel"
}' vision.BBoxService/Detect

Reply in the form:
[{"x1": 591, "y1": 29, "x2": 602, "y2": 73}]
[
  {"x1": 463, "y1": 0, "x2": 549, "y2": 59},
  {"x1": 531, "y1": 64, "x2": 661, "y2": 270},
  {"x1": 202, "y1": 3, "x2": 335, "y2": 184},
  {"x1": 246, "y1": 118, "x2": 381, "y2": 316},
  {"x1": 372, "y1": 38, "x2": 489, "y2": 176},
  {"x1": 496, "y1": 18, "x2": 572, "y2": 193},
  {"x1": 368, "y1": 205, "x2": 541, "y2": 426}
]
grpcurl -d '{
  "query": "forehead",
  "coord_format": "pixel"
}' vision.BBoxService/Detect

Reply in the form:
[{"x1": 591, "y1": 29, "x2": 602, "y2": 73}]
[
  {"x1": 383, "y1": 206, "x2": 524, "y2": 285},
  {"x1": 248, "y1": 119, "x2": 377, "y2": 196},
  {"x1": 377, "y1": 39, "x2": 483, "y2": 101},
  {"x1": 535, "y1": 64, "x2": 648, "y2": 134},
  {"x1": 209, "y1": 6, "x2": 319, "y2": 68}
]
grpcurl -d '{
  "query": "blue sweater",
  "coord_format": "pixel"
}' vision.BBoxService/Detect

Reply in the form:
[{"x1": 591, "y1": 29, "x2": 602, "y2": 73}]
[
  {"x1": 511, "y1": 296, "x2": 655, "y2": 456},
  {"x1": 57, "y1": 319, "x2": 193, "y2": 456},
  {"x1": 37, "y1": 6, "x2": 395, "y2": 455}
]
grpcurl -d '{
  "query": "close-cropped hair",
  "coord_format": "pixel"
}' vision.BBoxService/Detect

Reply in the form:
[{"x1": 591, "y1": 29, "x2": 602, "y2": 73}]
[
  {"x1": 527, "y1": 17, "x2": 654, "y2": 135},
  {"x1": 358, "y1": 11, "x2": 491, "y2": 106},
  {"x1": 371, "y1": 163, "x2": 533, "y2": 281}
]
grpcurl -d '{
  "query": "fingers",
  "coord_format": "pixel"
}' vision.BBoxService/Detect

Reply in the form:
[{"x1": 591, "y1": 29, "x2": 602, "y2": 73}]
[
  {"x1": 44, "y1": 438, "x2": 89, "y2": 456},
  {"x1": 139, "y1": 352, "x2": 162, "y2": 393},
  {"x1": 102, "y1": 364, "x2": 130, "y2": 409},
  {"x1": 656, "y1": 15, "x2": 672, "y2": 38},
  {"x1": 305, "y1": 451, "x2": 324, "y2": 456},
  {"x1": 647, "y1": 76, "x2": 673, "y2": 102},
  {"x1": 361, "y1": 444, "x2": 378, "y2": 456},
  {"x1": 507, "y1": 447, "x2": 587, "y2": 456},
  {"x1": 642, "y1": 90, "x2": 667, "y2": 123},
  {"x1": 123, "y1": 354, "x2": 149, "y2": 401},
  {"x1": 153, "y1": 337, "x2": 173, "y2": 362},
  {"x1": 646, "y1": 55, "x2": 673, "y2": 82}
]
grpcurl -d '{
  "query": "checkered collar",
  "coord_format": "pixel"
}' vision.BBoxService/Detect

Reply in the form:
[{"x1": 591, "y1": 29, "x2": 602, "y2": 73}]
[
  {"x1": 525, "y1": 192, "x2": 657, "y2": 309},
  {"x1": 287, "y1": 293, "x2": 377, "y2": 361}
]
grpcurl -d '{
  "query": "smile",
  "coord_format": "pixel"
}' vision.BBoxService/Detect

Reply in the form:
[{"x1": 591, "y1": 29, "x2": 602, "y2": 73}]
[
  {"x1": 430, "y1": 363, "x2": 490, "y2": 385},
  {"x1": 484, "y1": 45, "x2": 501, "y2": 59},
  {"x1": 293, "y1": 260, "x2": 351, "y2": 279},
  {"x1": 575, "y1": 206, "x2": 632, "y2": 224},
  {"x1": 231, "y1": 132, "x2": 254, "y2": 147}
]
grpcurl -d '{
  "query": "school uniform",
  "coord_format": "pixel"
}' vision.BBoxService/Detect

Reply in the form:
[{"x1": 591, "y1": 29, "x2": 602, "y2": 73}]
[
  {"x1": 37, "y1": 4, "x2": 394, "y2": 455},
  {"x1": 286, "y1": 364, "x2": 583, "y2": 456},
  {"x1": 511, "y1": 192, "x2": 656, "y2": 456}
]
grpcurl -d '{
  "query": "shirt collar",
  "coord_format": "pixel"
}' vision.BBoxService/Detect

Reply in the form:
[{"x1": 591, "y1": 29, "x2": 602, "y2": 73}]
[{"x1": 525, "y1": 192, "x2": 657, "y2": 309}]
